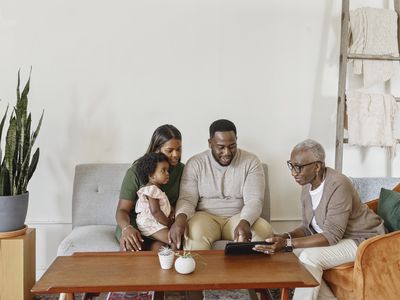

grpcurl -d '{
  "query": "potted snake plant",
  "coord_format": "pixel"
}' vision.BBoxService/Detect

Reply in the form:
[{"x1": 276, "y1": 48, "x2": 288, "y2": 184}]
[{"x1": 0, "y1": 69, "x2": 43, "y2": 232}]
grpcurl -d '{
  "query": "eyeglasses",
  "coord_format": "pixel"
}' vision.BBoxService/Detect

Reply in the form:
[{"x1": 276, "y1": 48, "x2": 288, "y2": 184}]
[{"x1": 286, "y1": 160, "x2": 320, "y2": 174}]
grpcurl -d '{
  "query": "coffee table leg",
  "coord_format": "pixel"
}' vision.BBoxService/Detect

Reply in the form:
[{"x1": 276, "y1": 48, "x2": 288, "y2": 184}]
[
  {"x1": 280, "y1": 288, "x2": 289, "y2": 300},
  {"x1": 65, "y1": 293, "x2": 74, "y2": 300}
]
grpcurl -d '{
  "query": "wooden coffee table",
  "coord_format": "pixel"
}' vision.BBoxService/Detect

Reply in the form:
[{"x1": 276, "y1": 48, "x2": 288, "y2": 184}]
[{"x1": 32, "y1": 250, "x2": 318, "y2": 300}]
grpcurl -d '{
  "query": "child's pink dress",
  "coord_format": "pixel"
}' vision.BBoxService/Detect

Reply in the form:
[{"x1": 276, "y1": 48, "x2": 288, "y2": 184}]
[{"x1": 135, "y1": 185, "x2": 171, "y2": 236}]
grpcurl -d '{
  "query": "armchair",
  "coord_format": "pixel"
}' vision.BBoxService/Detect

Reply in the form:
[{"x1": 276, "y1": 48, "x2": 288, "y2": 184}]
[{"x1": 323, "y1": 179, "x2": 400, "y2": 300}]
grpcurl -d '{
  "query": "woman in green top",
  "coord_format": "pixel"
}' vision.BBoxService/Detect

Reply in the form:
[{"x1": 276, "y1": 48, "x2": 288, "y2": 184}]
[{"x1": 115, "y1": 124, "x2": 184, "y2": 251}]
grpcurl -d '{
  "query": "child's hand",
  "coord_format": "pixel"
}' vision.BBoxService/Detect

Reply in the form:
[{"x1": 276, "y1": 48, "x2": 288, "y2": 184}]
[{"x1": 149, "y1": 196, "x2": 170, "y2": 226}]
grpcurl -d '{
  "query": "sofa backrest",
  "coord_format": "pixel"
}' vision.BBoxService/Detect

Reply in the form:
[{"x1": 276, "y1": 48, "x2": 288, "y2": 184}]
[
  {"x1": 261, "y1": 164, "x2": 271, "y2": 222},
  {"x1": 72, "y1": 163, "x2": 271, "y2": 228},
  {"x1": 72, "y1": 164, "x2": 131, "y2": 227},
  {"x1": 349, "y1": 177, "x2": 400, "y2": 203}
]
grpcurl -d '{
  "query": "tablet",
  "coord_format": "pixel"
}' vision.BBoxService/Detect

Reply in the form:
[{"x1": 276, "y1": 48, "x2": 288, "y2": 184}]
[{"x1": 224, "y1": 241, "x2": 273, "y2": 255}]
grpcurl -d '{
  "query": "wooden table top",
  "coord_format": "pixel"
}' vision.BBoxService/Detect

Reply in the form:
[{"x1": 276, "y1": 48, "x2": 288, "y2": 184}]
[{"x1": 32, "y1": 250, "x2": 318, "y2": 294}]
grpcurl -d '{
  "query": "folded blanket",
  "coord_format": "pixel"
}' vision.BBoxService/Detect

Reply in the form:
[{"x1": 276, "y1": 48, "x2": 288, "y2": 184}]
[
  {"x1": 346, "y1": 91, "x2": 399, "y2": 152},
  {"x1": 349, "y1": 7, "x2": 399, "y2": 87}
]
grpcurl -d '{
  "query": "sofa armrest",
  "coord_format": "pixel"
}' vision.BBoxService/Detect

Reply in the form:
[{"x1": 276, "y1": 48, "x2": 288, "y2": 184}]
[
  {"x1": 353, "y1": 231, "x2": 400, "y2": 300},
  {"x1": 365, "y1": 199, "x2": 378, "y2": 214},
  {"x1": 327, "y1": 262, "x2": 354, "y2": 270}
]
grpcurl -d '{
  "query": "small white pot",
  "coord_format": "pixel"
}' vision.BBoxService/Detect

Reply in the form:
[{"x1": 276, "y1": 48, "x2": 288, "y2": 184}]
[
  {"x1": 158, "y1": 252, "x2": 175, "y2": 270},
  {"x1": 174, "y1": 256, "x2": 196, "y2": 274}
]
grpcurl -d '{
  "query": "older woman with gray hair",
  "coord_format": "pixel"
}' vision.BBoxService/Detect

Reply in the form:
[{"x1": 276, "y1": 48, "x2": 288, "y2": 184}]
[{"x1": 254, "y1": 139, "x2": 385, "y2": 300}]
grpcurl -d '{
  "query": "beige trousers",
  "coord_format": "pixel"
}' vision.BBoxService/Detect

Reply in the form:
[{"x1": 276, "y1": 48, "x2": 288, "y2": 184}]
[
  {"x1": 183, "y1": 211, "x2": 273, "y2": 250},
  {"x1": 293, "y1": 239, "x2": 357, "y2": 300}
]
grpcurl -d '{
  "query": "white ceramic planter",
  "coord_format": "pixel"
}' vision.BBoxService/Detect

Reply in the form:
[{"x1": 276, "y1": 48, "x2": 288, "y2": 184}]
[
  {"x1": 158, "y1": 252, "x2": 175, "y2": 269},
  {"x1": 174, "y1": 256, "x2": 196, "y2": 274}
]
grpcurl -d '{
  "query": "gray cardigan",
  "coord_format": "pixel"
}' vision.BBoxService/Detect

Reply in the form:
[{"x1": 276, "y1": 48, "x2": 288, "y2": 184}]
[{"x1": 300, "y1": 167, "x2": 385, "y2": 245}]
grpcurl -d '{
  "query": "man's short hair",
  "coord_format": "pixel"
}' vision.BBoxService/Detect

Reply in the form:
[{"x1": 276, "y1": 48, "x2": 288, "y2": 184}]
[
  {"x1": 209, "y1": 119, "x2": 237, "y2": 138},
  {"x1": 293, "y1": 139, "x2": 326, "y2": 162}
]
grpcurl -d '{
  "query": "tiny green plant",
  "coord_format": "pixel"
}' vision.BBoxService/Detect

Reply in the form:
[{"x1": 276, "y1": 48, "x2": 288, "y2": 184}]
[
  {"x1": 175, "y1": 251, "x2": 203, "y2": 260},
  {"x1": 175, "y1": 251, "x2": 207, "y2": 266},
  {"x1": 175, "y1": 251, "x2": 193, "y2": 258},
  {"x1": 158, "y1": 246, "x2": 174, "y2": 256}
]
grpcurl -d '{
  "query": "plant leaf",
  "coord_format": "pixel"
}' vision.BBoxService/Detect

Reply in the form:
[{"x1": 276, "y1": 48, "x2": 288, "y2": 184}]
[
  {"x1": 30, "y1": 110, "x2": 44, "y2": 147},
  {"x1": 20, "y1": 67, "x2": 31, "y2": 104},
  {"x1": 16, "y1": 69, "x2": 21, "y2": 102},
  {"x1": 5, "y1": 116, "x2": 17, "y2": 195},
  {"x1": 0, "y1": 105, "x2": 9, "y2": 149},
  {"x1": 16, "y1": 113, "x2": 31, "y2": 193},
  {"x1": 0, "y1": 163, "x2": 10, "y2": 196},
  {"x1": 27, "y1": 148, "x2": 39, "y2": 186}
]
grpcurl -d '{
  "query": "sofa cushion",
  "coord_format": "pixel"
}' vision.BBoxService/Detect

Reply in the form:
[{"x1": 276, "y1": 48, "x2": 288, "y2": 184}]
[
  {"x1": 378, "y1": 188, "x2": 400, "y2": 232},
  {"x1": 57, "y1": 225, "x2": 120, "y2": 256}
]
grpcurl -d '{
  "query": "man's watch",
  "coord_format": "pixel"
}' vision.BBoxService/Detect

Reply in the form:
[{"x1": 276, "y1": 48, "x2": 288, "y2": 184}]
[{"x1": 285, "y1": 238, "x2": 293, "y2": 252}]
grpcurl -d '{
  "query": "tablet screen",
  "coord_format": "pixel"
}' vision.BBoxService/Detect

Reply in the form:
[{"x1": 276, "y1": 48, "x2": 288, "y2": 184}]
[{"x1": 224, "y1": 241, "x2": 273, "y2": 255}]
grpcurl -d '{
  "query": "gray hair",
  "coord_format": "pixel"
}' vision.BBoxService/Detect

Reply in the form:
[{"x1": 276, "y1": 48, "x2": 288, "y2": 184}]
[{"x1": 292, "y1": 139, "x2": 325, "y2": 162}]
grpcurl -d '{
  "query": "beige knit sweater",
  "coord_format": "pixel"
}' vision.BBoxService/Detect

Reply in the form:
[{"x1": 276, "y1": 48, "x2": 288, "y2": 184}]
[{"x1": 175, "y1": 149, "x2": 265, "y2": 225}]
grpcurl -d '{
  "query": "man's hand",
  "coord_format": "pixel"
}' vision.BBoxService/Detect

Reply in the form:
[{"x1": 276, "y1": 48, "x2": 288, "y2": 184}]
[
  {"x1": 168, "y1": 207, "x2": 175, "y2": 227},
  {"x1": 234, "y1": 219, "x2": 252, "y2": 242},
  {"x1": 120, "y1": 225, "x2": 144, "y2": 251},
  {"x1": 168, "y1": 214, "x2": 187, "y2": 249}
]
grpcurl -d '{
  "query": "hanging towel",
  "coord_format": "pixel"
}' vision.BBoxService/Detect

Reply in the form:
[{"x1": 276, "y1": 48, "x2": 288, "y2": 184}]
[
  {"x1": 346, "y1": 91, "x2": 399, "y2": 153},
  {"x1": 349, "y1": 7, "x2": 399, "y2": 88}
]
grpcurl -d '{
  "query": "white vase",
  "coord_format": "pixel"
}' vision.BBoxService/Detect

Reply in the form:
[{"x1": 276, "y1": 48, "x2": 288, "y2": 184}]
[
  {"x1": 174, "y1": 256, "x2": 196, "y2": 274},
  {"x1": 158, "y1": 252, "x2": 175, "y2": 269}
]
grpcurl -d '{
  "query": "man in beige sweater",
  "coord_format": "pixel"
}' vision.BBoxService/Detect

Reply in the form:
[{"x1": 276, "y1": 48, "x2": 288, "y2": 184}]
[{"x1": 168, "y1": 119, "x2": 273, "y2": 250}]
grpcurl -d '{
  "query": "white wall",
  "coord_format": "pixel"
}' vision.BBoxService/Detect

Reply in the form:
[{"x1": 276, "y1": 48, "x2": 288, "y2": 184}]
[{"x1": 0, "y1": 0, "x2": 399, "y2": 278}]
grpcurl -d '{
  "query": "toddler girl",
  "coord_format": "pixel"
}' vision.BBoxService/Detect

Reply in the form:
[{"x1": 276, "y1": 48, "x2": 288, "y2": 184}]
[{"x1": 135, "y1": 152, "x2": 175, "y2": 249}]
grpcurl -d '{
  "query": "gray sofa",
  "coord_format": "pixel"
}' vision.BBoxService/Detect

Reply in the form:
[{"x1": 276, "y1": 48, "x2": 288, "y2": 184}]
[{"x1": 57, "y1": 163, "x2": 271, "y2": 256}]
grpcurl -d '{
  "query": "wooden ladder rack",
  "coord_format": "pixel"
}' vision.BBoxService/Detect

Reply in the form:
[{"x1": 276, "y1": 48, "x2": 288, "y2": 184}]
[{"x1": 335, "y1": 0, "x2": 400, "y2": 171}]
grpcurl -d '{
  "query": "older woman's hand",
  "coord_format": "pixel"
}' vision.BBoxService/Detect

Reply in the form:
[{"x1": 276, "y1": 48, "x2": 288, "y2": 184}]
[
  {"x1": 253, "y1": 235, "x2": 287, "y2": 254},
  {"x1": 120, "y1": 225, "x2": 144, "y2": 252}
]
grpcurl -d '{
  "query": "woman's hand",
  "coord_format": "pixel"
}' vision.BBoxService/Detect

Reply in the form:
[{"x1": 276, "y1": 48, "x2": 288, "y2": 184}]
[
  {"x1": 253, "y1": 235, "x2": 287, "y2": 254},
  {"x1": 120, "y1": 225, "x2": 144, "y2": 252},
  {"x1": 116, "y1": 199, "x2": 144, "y2": 251}
]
